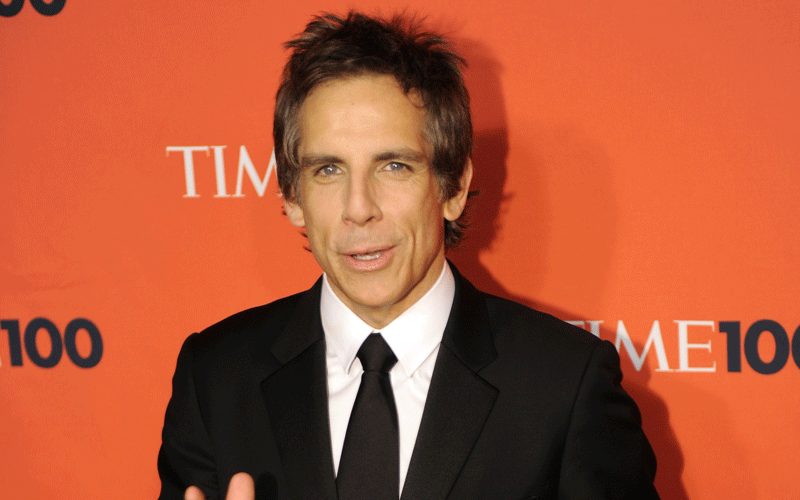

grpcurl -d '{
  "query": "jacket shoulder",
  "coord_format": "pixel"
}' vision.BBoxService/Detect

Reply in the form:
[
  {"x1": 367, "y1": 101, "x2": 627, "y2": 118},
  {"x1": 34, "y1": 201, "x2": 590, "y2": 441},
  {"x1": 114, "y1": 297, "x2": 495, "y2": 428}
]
[
  {"x1": 185, "y1": 288, "x2": 311, "y2": 367},
  {"x1": 481, "y1": 290, "x2": 603, "y2": 356}
]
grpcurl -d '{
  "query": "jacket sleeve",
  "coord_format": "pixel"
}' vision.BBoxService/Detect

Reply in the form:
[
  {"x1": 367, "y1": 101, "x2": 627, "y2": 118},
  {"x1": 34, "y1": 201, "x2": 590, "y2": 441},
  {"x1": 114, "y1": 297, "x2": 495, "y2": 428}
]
[
  {"x1": 558, "y1": 340, "x2": 660, "y2": 499},
  {"x1": 158, "y1": 333, "x2": 221, "y2": 500}
]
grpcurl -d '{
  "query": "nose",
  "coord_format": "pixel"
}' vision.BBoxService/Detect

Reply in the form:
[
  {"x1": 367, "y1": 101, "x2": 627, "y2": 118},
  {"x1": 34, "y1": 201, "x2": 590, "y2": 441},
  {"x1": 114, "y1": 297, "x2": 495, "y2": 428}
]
[{"x1": 342, "y1": 172, "x2": 382, "y2": 225}]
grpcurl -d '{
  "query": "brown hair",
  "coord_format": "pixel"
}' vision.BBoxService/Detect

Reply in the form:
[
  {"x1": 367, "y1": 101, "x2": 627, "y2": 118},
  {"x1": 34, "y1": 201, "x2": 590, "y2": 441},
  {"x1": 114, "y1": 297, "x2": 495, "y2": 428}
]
[{"x1": 274, "y1": 11, "x2": 473, "y2": 249}]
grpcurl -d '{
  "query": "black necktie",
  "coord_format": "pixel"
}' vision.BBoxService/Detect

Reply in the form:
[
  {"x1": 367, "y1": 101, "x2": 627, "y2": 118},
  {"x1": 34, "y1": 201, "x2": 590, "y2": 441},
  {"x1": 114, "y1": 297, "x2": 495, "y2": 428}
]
[{"x1": 336, "y1": 333, "x2": 400, "y2": 500}]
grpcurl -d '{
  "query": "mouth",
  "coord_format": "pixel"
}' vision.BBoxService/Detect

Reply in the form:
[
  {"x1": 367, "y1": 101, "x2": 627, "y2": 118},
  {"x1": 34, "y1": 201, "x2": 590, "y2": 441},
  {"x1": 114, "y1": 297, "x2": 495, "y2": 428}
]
[
  {"x1": 342, "y1": 246, "x2": 395, "y2": 270},
  {"x1": 351, "y1": 251, "x2": 383, "y2": 261}
]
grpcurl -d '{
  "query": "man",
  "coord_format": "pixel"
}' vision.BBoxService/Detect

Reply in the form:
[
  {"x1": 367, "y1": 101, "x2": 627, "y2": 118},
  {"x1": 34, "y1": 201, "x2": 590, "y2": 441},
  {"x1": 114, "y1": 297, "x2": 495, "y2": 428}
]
[{"x1": 158, "y1": 12, "x2": 659, "y2": 500}]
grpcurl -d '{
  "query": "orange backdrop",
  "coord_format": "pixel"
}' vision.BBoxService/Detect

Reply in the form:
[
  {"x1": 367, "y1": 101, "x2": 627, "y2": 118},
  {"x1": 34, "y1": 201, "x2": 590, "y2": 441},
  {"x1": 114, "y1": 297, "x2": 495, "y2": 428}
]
[{"x1": 1, "y1": 1, "x2": 798, "y2": 498}]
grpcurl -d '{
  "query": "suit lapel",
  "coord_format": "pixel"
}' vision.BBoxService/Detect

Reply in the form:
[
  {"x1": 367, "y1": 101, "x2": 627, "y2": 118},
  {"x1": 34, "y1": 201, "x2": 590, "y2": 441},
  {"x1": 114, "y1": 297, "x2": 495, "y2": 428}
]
[
  {"x1": 401, "y1": 267, "x2": 499, "y2": 500},
  {"x1": 261, "y1": 279, "x2": 338, "y2": 500}
]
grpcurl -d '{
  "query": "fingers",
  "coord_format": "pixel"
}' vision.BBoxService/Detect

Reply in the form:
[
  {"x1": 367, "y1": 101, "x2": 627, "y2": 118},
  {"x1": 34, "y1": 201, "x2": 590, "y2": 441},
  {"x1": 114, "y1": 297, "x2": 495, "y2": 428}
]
[
  {"x1": 184, "y1": 472, "x2": 255, "y2": 500},
  {"x1": 226, "y1": 472, "x2": 255, "y2": 500},
  {"x1": 184, "y1": 485, "x2": 205, "y2": 500}
]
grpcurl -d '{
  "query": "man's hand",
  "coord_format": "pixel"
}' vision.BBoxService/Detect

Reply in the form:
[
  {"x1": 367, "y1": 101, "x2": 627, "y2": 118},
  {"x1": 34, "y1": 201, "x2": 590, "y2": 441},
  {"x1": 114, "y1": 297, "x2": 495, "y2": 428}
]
[{"x1": 184, "y1": 472, "x2": 255, "y2": 500}]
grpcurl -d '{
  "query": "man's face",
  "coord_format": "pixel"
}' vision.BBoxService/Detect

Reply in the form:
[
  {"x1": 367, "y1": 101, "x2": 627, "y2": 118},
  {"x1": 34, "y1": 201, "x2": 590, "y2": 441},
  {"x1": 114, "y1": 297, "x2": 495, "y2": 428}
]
[{"x1": 284, "y1": 74, "x2": 471, "y2": 328}]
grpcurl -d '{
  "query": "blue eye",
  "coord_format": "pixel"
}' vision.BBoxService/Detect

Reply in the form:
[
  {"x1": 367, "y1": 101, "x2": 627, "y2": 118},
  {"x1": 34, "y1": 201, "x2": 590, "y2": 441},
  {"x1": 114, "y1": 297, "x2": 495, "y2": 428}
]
[
  {"x1": 386, "y1": 162, "x2": 408, "y2": 172},
  {"x1": 317, "y1": 165, "x2": 340, "y2": 176}
]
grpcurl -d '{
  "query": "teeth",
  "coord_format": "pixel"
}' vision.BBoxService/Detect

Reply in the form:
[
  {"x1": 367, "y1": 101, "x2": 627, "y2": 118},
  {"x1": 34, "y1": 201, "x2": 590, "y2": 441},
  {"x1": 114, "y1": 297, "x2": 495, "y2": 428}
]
[{"x1": 353, "y1": 251, "x2": 381, "y2": 260}]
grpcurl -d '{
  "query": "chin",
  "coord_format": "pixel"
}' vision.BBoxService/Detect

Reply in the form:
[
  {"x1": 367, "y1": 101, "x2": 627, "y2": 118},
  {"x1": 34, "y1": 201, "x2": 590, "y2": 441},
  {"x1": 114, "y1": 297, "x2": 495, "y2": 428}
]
[{"x1": 348, "y1": 289, "x2": 399, "y2": 309}]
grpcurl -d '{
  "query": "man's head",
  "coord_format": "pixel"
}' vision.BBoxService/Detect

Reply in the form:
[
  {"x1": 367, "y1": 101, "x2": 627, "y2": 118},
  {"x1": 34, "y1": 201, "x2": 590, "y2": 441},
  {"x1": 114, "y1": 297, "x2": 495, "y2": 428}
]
[
  {"x1": 276, "y1": 12, "x2": 473, "y2": 328},
  {"x1": 274, "y1": 11, "x2": 472, "y2": 249}
]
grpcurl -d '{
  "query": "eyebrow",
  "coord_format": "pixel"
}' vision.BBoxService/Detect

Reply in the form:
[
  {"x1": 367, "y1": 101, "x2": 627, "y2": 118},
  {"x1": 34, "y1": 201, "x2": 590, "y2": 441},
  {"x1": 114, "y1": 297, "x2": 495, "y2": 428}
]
[
  {"x1": 300, "y1": 148, "x2": 427, "y2": 169},
  {"x1": 373, "y1": 148, "x2": 427, "y2": 164},
  {"x1": 300, "y1": 154, "x2": 342, "y2": 169}
]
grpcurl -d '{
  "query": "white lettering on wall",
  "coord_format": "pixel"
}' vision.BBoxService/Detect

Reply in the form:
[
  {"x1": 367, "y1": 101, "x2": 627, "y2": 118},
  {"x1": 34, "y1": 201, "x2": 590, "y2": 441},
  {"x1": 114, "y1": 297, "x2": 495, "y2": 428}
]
[
  {"x1": 615, "y1": 320, "x2": 672, "y2": 372},
  {"x1": 166, "y1": 145, "x2": 278, "y2": 197},
  {"x1": 165, "y1": 146, "x2": 209, "y2": 198},
  {"x1": 675, "y1": 320, "x2": 716, "y2": 372}
]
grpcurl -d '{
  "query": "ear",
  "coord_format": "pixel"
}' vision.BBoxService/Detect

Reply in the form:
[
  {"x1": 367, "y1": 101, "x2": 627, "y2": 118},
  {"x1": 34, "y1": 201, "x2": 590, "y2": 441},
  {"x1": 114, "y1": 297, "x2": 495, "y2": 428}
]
[
  {"x1": 283, "y1": 195, "x2": 306, "y2": 228},
  {"x1": 443, "y1": 159, "x2": 473, "y2": 222}
]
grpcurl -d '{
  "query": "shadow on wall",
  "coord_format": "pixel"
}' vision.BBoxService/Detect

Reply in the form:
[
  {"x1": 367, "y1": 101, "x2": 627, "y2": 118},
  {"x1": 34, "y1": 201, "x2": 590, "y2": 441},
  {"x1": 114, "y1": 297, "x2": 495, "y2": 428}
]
[
  {"x1": 619, "y1": 337, "x2": 756, "y2": 499},
  {"x1": 617, "y1": 340, "x2": 689, "y2": 500},
  {"x1": 450, "y1": 38, "x2": 688, "y2": 499}
]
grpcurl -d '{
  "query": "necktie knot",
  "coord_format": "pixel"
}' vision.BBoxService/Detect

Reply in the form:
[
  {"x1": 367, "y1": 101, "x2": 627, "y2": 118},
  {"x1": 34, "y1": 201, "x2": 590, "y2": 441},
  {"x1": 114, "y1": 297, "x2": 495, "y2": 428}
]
[{"x1": 357, "y1": 333, "x2": 397, "y2": 374}]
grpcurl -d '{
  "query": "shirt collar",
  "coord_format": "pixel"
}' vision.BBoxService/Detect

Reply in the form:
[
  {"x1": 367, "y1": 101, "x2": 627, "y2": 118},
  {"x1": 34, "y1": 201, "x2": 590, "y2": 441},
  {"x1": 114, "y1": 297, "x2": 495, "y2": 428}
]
[{"x1": 321, "y1": 261, "x2": 455, "y2": 378}]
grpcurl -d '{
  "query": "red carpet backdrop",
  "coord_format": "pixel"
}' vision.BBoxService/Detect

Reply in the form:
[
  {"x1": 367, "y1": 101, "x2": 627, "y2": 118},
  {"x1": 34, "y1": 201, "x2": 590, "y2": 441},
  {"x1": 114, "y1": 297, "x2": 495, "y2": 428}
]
[{"x1": 1, "y1": 1, "x2": 798, "y2": 498}]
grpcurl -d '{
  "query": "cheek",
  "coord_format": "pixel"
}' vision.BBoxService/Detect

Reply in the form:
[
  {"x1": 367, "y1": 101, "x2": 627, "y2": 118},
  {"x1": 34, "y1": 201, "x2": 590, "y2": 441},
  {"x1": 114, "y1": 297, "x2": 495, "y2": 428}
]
[
  {"x1": 301, "y1": 204, "x2": 332, "y2": 246},
  {"x1": 409, "y1": 194, "x2": 446, "y2": 242}
]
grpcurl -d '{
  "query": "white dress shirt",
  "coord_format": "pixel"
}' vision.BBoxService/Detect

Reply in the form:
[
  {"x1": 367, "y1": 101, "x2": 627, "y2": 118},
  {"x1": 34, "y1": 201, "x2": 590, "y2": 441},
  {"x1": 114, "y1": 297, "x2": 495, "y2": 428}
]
[{"x1": 321, "y1": 261, "x2": 455, "y2": 494}]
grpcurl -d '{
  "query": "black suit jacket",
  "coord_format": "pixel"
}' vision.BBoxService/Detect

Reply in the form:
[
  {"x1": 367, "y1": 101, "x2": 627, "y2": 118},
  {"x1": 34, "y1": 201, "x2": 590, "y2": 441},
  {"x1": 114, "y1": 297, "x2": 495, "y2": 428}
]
[{"x1": 158, "y1": 268, "x2": 658, "y2": 500}]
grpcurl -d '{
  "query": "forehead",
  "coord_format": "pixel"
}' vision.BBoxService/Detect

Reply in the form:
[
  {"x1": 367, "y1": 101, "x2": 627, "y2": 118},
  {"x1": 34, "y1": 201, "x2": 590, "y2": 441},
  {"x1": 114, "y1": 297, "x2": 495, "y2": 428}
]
[{"x1": 298, "y1": 75, "x2": 428, "y2": 154}]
